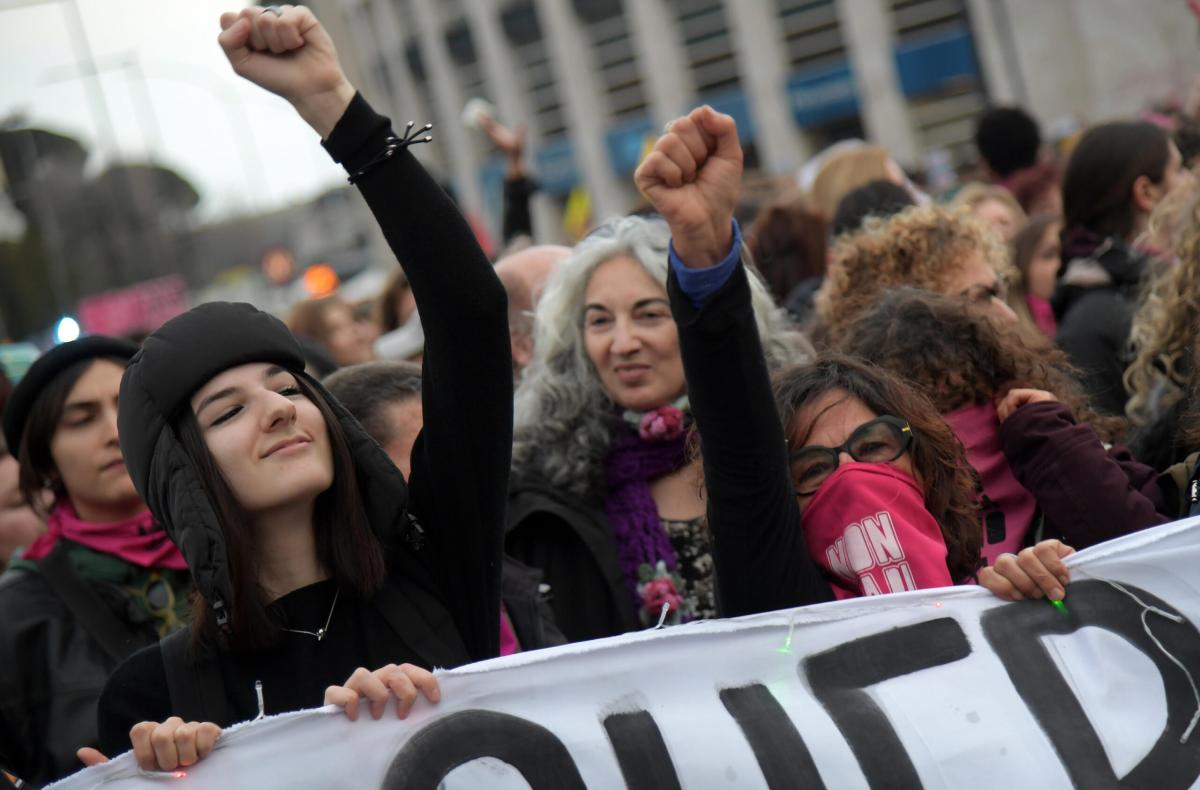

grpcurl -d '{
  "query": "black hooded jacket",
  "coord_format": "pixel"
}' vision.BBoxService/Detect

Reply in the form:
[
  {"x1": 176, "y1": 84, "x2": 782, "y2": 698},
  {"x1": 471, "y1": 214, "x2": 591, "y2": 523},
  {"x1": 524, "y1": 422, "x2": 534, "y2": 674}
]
[
  {"x1": 506, "y1": 472, "x2": 641, "y2": 642},
  {"x1": 96, "y1": 94, "x2": 512, "y2": 748},
  {"x1": 1053, "y1": 240, "x2": 1147, "y2": 416}
]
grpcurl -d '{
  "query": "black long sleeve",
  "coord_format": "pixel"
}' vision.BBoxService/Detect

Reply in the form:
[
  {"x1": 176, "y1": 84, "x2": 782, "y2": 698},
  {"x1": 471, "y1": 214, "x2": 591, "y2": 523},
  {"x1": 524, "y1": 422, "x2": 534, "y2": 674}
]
[
  {"x1": 1055, "y1": 291, "x2": 1133, "y2": 416},
  {"x1": 324, "y1": 95, "x2": 512, "y2": 660},
  {"x1": 502, "y1": 175, "x2": 536, "y2": 243},
  {"x1": 1000, "y1": 401, "x2": 1168, "y2": 548},
  {"x1": 668, "y1": 262, "x2": 833, "y2": 615}
]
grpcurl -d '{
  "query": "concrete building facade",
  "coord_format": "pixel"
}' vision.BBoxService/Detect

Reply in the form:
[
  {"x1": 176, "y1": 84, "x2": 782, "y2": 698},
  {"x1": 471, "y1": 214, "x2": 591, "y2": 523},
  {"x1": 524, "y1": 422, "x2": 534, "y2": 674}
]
[{"x1": 312, "y1": 0, "x2": 1200, "y2": 242}]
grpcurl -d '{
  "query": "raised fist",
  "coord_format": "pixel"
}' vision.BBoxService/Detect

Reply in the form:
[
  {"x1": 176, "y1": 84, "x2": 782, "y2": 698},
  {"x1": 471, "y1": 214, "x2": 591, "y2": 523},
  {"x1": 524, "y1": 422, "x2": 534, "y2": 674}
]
[
  {"x1": 218, "y1": 5, "x2": 355, "y2": 137},
  {"x1": 634, "y1": 106, "x2": 743, "y2": 268}
]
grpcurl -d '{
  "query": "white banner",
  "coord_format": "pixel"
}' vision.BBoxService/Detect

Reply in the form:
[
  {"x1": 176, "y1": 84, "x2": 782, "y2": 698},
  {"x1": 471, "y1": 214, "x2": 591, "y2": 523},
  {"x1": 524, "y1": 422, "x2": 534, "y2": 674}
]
[{"x1": 52, "y1": 517, "x2": 1200, "y2": 789}]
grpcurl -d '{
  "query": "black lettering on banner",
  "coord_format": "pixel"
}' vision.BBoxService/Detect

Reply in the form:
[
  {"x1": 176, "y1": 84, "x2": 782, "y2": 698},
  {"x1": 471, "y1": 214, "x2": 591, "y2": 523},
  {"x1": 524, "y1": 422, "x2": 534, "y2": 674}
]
[
  {"x1": 982, "y1": 580, "x2": 1200, "y2": 789},
  {"x1": 602, "y1": 710, "x2": 683, "y2": 790},
  {"x1": 380, "y1": 710, "x2": 586, "y2": 789},
  {"x1": 803, "y1": 617, "x2": 972, "y2": 789},
  {"x1": 719, "y1": 683, "x2": 827, "y2": 789}
]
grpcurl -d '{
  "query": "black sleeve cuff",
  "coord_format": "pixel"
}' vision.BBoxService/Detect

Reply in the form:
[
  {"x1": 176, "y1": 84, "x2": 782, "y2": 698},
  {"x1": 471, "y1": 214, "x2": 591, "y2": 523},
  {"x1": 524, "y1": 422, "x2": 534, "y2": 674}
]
[
  {"x1": 503, "y1": 175, "x2": 538, "y2": 198},
  {"x1": 321, "y1": 92, "x2": 395, "y2": 173},
  {"x1": 667, "y1": 256, "x2": 751, "y2": 334}
]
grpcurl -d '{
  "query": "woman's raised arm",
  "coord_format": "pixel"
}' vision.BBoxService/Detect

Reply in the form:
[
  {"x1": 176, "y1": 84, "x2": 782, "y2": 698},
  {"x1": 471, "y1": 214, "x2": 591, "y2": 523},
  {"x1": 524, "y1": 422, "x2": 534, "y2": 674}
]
[
  {"x1": 218, "y1": 6, "x2": 510, "y2": 660},
  {"x1": 634, "y1": 110, "x2": 833, "y2": 614}
]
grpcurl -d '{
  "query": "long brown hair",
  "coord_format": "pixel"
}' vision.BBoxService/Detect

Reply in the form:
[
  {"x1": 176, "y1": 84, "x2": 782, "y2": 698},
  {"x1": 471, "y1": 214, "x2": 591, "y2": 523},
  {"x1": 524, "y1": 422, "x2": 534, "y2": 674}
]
[
  {"x1": 842, "y1": 288, "x2": 1124, "y2": 442},
  {"x1": 175, "y1": 374, "x2": 385, "y2": 650},
  {"x1": 1063, "y1": 121, "x2": 1171, "y2": 244},
  {"x1": 373, "y1": 269, "x2": 413, "y2": 334},
  {"x1": 773, "y1": 355, "x2": 982, "y2": 582},
  {"x1": 1006, "y1": 213, "x2": 1061, "y2": 325},
  {"x1": 745, "y1": 190, "x2": 828, "y2": 302}
]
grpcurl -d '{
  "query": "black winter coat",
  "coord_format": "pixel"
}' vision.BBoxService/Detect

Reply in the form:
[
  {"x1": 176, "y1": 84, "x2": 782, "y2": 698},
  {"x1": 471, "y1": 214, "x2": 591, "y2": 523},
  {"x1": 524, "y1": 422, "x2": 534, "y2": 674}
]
[
  {"x1": 500, "y1": 554, "x2": 567, "y2": 651},
  {"x1": 506, "y1": 474, "x2": 640, "y2": 643},
  {"x1": 1053, "y1": 242, "x2": 1147, "y2": 416},
  {"x1": 0, "y1": 545, "x2": 162, "y2": 786}
]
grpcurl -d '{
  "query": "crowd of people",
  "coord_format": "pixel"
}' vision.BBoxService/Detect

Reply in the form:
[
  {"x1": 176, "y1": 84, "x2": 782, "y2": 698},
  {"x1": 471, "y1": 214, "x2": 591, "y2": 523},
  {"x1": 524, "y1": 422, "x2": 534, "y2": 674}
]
[{"x1": 1, "y1": 5, "x2": 1198, "y2": 786}]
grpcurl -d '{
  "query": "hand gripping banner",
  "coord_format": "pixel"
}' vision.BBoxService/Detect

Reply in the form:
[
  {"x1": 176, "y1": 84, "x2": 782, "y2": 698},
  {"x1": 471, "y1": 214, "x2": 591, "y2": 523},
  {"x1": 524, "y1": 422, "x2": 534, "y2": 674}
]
[{"x1": 52, "y1": 516, "x2": 1200, "y2": 790}]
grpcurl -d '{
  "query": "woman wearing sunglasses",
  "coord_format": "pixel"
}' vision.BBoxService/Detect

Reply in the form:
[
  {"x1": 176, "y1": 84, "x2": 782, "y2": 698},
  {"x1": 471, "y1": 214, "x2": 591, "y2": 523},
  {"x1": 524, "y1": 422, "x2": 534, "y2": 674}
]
[
  {"x1": 634, "y1": 107, "x2": 1071, "y2": 608},
  {"x1": 773, "y1": 356, "x2": 981, "y2": 597}
]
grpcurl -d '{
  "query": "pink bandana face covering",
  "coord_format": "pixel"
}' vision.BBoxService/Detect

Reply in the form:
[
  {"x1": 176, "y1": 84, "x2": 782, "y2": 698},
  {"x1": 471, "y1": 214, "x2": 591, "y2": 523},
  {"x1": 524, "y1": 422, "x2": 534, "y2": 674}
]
[{"x1": 801, "y1": 462, "x2": 953, "y2": 599}]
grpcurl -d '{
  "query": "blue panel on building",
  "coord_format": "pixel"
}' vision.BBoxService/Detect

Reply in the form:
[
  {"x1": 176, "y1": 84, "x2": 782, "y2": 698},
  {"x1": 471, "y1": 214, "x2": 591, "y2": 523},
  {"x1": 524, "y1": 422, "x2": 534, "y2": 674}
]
[
  {"x1": 534, "y1": 138, "x2": 580, "y2": 197},
  {"x1": 605, "y1": 117, "x2": 657, "y2": 176},
  {"x1": 479, "y1": 156, "x2": 507, "y2": 196},
  {"x1": 522, "y1": 28, "x2": 978, "y2": 198},
  {"x1": 479, "y1": 155, "x2": 507, "y2": 232},
  {"x1": 786, "y1": 62, "x2": 860, "y2": 126},
  {"x1": 894, "y1": 26, "x2": 980, "y2": 97}
]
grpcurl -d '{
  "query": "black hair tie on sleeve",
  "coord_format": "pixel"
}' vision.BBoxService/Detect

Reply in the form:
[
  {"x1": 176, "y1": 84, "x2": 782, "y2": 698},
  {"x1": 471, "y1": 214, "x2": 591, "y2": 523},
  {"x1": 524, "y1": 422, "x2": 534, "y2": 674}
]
[{"x1": 347, "y1": 122, "x2": 433, "y2": 185}]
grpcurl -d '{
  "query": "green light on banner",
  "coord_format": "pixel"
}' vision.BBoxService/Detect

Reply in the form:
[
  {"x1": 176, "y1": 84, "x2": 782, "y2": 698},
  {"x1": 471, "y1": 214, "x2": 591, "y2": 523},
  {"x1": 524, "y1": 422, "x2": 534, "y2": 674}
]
[{"x1": 776, "y1": 614, "x2": 797, "y2": 654}]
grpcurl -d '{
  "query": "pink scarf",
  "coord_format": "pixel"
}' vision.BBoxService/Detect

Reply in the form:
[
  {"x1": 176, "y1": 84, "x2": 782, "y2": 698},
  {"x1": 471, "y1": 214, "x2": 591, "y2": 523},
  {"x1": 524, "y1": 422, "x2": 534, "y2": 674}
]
[
  {"x1": 943, "y1": 402, "x2": 1038, "y2": 566},
  {"x1": 1026, "y1": 294, "x2": 1057, "y2": 338},
  {"x1": 803, "y1": 462, "x2": 952, "y2": 599},
  {"x1": 499, "y1": 607, "x2": 520, "y2": 656},
  {"x1": 22, "y1": 501, "x2": 188, "y2": 570}
]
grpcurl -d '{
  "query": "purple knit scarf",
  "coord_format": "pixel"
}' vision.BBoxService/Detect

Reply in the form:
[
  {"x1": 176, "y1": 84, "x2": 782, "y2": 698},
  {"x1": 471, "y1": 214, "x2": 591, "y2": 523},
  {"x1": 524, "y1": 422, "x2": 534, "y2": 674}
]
[{"x1": 603, "y1": 424, "x2": 689, "y2": 611}]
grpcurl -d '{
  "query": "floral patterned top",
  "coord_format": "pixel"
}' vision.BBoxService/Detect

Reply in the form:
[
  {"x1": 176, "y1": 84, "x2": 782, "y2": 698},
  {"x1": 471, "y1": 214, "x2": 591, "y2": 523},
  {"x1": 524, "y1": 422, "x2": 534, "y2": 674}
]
[{"x1": 634, "y1": 515, "x2": 715, "y2": 627}]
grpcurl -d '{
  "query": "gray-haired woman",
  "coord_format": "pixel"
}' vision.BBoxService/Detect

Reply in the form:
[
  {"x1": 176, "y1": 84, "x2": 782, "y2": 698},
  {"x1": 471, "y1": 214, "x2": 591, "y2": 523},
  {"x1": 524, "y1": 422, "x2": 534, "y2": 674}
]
[{"x1": 505, "y1": 214, "x2": 811, "y2": 642}]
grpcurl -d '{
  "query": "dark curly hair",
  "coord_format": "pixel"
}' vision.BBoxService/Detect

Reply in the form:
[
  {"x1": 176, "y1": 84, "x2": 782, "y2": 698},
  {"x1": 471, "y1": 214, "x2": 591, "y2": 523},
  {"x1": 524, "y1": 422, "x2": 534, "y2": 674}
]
[
  {"x1": 841, "y1": 288, "x2": 1124, "y2": 442},
  {"x1": 773, "y1": 354, "x2": 982, "y2": 583}
]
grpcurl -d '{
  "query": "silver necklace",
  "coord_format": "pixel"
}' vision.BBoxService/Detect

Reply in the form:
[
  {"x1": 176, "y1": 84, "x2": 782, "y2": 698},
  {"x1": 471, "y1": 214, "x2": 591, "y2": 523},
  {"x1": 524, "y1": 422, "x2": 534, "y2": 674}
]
[{"x1": 280, "y1": 588, "x2": 340, "y2": 641}]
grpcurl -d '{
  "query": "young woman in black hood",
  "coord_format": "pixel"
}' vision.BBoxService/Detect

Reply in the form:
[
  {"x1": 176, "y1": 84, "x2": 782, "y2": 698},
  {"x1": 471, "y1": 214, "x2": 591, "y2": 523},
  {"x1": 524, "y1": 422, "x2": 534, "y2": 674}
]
[{"x1": 87, "y1": 6, "x2": 511, "y2": 772}]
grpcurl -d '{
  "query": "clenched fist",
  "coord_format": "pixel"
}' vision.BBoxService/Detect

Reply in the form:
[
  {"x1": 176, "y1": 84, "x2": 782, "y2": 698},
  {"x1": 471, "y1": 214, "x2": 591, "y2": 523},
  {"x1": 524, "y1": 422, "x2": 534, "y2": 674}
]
[
  {"x1": 634, "y1": 106, "x2": 743, "y2": 268},
  {"x1": 218, "y1": 6, "x2": 355, "y2": 138}
]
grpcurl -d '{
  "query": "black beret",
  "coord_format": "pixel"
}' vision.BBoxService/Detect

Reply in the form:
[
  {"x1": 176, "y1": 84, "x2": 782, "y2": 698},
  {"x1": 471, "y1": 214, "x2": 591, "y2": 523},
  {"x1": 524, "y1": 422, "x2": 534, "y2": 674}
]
[
  {"x1": 118, "y1": 302, "x2": 305, "y2": 502},
  {"x1": 2, "y1": 335, "x2": 138, "y2": 452}
]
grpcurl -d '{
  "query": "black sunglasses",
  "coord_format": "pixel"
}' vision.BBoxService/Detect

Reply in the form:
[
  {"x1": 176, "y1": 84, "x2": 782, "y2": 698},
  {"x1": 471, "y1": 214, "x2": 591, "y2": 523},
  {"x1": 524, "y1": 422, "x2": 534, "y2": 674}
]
[{"x1": 788, "y1": 415, "x2": 913, "y2": 496}]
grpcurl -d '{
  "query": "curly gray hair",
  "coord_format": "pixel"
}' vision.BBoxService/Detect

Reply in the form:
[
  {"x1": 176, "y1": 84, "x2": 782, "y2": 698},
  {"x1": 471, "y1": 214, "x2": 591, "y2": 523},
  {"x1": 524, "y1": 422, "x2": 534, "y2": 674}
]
[{"x1": 512, "y1": 214, "x2": 813, "y2": 501}]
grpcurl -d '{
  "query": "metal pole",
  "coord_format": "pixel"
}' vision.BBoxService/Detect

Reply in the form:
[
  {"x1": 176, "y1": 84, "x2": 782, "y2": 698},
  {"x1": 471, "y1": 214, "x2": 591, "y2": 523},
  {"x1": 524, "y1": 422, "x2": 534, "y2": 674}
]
[
  {"x1": 125, "y1": 53, "x2": 166, "y2": 158},
  {"x1": 60, "y1": 0, "x2": 120, "y2": 160},
  {"x1": 61, "y1": 0, "x2": 141, "y2": 284}
]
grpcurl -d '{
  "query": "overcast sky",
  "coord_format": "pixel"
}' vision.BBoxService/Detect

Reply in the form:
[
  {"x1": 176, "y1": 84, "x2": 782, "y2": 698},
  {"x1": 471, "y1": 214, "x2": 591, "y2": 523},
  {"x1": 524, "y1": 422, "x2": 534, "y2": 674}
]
[{"x1": 0, "y1": 0, "x2": 345, "y2": 220}]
